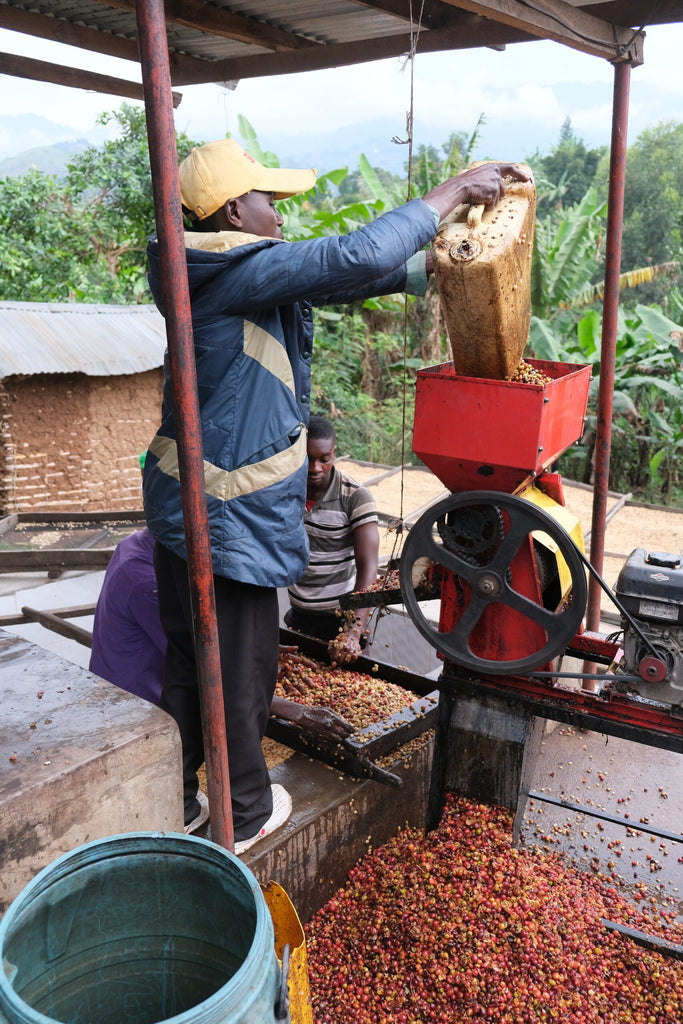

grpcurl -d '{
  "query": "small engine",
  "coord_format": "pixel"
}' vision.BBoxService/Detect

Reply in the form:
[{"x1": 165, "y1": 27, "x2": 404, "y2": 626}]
[{"x1": 610, "y1": 549, "x2": 683, "y2": 710}]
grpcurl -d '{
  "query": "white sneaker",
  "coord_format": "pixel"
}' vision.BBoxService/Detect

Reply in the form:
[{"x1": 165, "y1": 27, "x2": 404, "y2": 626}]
[
  {"x1": 183, "y1": 790, "x2": 209, "y2": 834},
  {"x1": 234, "y1": 784, "x2": 292, "y2": 855}
]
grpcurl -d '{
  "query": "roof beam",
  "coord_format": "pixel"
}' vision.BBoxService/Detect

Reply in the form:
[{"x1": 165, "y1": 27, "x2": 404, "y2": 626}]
[
  {"x1": 438, "y1": 0, "x2": 644, "y2": 64},
  {"x1": 0, "y1": 6, "x2": 225, "y2": 83},
  {"x1": 586, "y1": 0, "x2": 683, "y2": 25},
  {"x1": 170, "y1": 20, "x2": 535, "y2": 84},
  {"x1": 93, "y1": 0, "x2": 318, "y2": 51},
  {"x1": 346, "y1": 0, "x2": 475, "y2": 30},
  {"x1": 171, "y1": 0, "x2": 319, "y2": 50},
  {"x1": 0, "y1": 6, "x2": 140, "y2": 63},
  {"x1": 0, "y1": 51, "x2": 182, "y2": 106}
]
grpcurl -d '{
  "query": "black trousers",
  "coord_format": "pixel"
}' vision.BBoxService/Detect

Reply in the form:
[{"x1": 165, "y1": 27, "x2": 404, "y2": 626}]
[{"x1": 154, "y1": 542, "x2": 279, "y2": 840}]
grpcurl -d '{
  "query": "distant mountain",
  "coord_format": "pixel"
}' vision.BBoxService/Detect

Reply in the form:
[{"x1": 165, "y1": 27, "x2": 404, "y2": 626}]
[
  {"x1": 0, "y1": 113, "x2": 108, "y2": 175},
  {"x1": 0, "y1": 139, "x2": 92, "y2": 177},
  {"x1": 257, "y1": 115, "x2": 559, "y2": 178},
  {"x1": 0, "y1": 109, "x2": 566, "y2": 184}
]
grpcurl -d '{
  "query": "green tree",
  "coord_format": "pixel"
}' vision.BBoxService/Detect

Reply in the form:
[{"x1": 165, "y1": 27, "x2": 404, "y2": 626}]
[
  {"x1": 534, "y1": 118, "x2": 606, "y2": 214},
  {"x1": 0, "y1": 169, "x2": 96, "y2": 301},
  {"x1": 0, "y1": 103, "x2": 198, "y2": 303},
  {"x1": 529, "y1": 187, "x2": 607, "y2": 325},
  {"x1": 616, "y1": 120, "x2": 683, "y2": 305}
]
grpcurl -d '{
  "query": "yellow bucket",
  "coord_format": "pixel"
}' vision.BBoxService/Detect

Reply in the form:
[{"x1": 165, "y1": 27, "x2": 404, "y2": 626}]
[{"x1": 262, "y1": 881, "x2": 314, "y2": 1024}]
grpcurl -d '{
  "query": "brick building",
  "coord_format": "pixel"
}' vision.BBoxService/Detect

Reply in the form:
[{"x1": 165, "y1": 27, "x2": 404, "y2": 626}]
[{"x1": 0, "y1": 302, "x2": 167, "y2": 514}]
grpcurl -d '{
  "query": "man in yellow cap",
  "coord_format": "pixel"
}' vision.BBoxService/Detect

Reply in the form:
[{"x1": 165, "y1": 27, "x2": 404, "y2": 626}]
[{"x1": 143, "y1": 136, "x2": 529, "y2": 851}]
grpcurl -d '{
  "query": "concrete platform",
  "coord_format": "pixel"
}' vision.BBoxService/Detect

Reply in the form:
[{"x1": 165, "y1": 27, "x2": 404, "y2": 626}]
[{"x1": 0, "y1": 630, "x2": 183, "y2": 915}]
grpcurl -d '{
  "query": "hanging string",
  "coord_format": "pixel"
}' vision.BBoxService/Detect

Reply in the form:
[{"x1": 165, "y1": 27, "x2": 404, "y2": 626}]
[
  {"x1": 366, "y1": 1, "x2": 426, "y2": 646},
  {"x1": 396, "y1": 0, "x2": 425, "y2": 534}
]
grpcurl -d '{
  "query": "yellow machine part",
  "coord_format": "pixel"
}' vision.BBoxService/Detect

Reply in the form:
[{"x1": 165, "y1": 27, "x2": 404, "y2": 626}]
[
  {"x1": 520, "y1": 483, "x2": 585, "y2": 599},
  {"x1": 262, "y1": 880, "x2": 314, "y2": 1024}
]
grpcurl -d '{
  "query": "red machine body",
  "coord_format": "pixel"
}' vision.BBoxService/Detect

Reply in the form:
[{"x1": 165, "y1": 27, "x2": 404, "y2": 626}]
[
  {"x1": 413, "y1": 358, "x2": 590, "y2": 668},
  {"x1": 401, "y1": 359, "x2": 683, "y2": 750},
  {"x1": 412, "y1": 359, "x2": 591, "y2": 494}
]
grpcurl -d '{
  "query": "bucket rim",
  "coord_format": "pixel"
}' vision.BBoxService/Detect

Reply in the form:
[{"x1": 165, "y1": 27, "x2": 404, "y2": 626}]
[{"x1": 0, "y1": 832, "x2": 276, "y2": 1024}]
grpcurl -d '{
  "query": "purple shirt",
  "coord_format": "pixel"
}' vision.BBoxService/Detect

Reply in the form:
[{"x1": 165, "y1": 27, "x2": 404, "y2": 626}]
[{"x1": 89, "y1": 528, "x2": 166, "y2": 704}]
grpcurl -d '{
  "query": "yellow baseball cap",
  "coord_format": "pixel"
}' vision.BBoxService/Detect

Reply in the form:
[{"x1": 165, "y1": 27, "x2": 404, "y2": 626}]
[{"x1": 179, "y1": 138, "x2": 317, "y2": 220}]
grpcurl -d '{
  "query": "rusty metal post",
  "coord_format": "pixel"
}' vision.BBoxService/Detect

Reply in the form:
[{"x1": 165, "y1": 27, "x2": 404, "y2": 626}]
[
  {"x1": 586, "y1": 59, "x2": 631, "y2": 636},
  {"x1": 134, "y1": 0, "x2": 234, "y2": 850}
]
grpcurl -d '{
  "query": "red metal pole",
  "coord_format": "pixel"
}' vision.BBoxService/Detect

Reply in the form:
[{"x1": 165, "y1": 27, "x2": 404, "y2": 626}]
[
  {"x1": 586, "y1": 60, "x2": 631, "y2": 635},
  {"x1": 134, "y1": 0, "x2": 234, "y2": 850}
]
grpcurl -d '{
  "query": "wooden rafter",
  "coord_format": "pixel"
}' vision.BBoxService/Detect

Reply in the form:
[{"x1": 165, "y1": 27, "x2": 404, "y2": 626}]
[
  {"x1": 346, "y1": 0, "x2": 477, "y2": 30},
  {"x1": 0, "y1": 51, "x2": 182, "y2": 105},
  {"x1": 170, "y1": 19, "x2": 534, "y2": 84},
  {"x1": 586, "y1": 0, "x2": 683, "y2": 23},
  {"x1": 92, "y1": 0, "x2": 319, "y2": 51},
  {"x1": 0, "y1": 6, "x2": 225, "y2": 83},
  {"x1": 440, "y1": 0, "x2": 644, "y2": 63},
  {"x1": 0, "y1": 5, "x2": 140, "y2": 63}
]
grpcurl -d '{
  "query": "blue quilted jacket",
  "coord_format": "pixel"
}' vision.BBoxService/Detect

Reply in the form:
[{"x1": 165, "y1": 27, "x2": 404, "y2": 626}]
[{"x1": 143, "y1": 198, "x2": 438, "y2": 587}]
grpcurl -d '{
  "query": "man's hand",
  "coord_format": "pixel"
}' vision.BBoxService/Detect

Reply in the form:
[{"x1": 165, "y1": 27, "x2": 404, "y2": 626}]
[
  {"x1": 270, "y1": 694, "x2": 354, "y2": 742},
  {"x1": 294, "y1": 704, "x2": 355, "y2": 742},
  {"x1": 423, "y1": 162, "x2": 531, "y2": 222},
  {"x1": 328, "y1": 632, "x2": 363, "y2": 667},
  {"x1": 278, "y1": 644, "x2": 317, "y2": 680}
]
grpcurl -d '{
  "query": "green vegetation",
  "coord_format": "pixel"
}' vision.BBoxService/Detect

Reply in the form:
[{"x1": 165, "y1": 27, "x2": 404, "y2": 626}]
[{"x1": 1, "y1": 107, "x2": 682, "y2": 504}]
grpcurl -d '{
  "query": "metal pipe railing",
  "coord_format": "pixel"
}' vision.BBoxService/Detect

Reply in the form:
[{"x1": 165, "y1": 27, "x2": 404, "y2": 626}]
[
  {"x1": 586, "y1": 59, "x2": 631, "y2": 635},
  {"x1": 134, "y1": 0, "x2": 234, "y2": 851}
]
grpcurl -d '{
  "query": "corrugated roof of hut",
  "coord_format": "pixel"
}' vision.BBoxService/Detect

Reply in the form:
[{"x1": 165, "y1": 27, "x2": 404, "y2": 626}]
[{"x1": 0, "y1": 302, "x2": 167, "y2": 377}]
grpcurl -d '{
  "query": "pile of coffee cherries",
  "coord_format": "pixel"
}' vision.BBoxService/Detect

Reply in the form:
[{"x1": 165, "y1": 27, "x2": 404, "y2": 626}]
[
  {"x1": 276, "y1": 655, "x2": 415, "y2": 731},
  {"x1": 509, "y1": 360, "x2": 553, "y2": 385},
  {"x1": 306, "y1": 794, "x2": 683, "y2": 1024}
]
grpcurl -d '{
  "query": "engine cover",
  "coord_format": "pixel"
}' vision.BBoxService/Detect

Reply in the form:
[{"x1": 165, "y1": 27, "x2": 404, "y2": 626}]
[{"x1": 613, "y1": 549, "x2": 683, "y2": 707}]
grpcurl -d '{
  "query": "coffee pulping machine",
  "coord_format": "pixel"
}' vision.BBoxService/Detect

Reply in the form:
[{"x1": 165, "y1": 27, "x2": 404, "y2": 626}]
[
  {"x1": 395, "y1": 357, "x2": 683, "y2": 827},
  {"x1": 348, "y1": 169, "x2": 683, "y2": 829}
]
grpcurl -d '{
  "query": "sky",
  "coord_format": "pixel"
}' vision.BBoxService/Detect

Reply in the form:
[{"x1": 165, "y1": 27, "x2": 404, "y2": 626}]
[{"x1": 1, "y1": 19, "x2": 683, "y2": 169}]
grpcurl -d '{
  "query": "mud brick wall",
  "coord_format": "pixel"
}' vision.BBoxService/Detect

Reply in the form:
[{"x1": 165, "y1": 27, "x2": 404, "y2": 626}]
[{"x1": 0, "y1": 370, "x2": 163, "y2": 514}]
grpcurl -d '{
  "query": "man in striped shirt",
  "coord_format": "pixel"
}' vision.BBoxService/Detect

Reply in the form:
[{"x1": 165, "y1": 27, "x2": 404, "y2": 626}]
[{"x1": 286, "y1": 416, "x2": 380, "y2": 664}]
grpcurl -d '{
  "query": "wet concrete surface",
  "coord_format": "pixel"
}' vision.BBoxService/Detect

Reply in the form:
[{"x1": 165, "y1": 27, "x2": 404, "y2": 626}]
[{"x1": 520, "y1": 720, "x2": 683, "y2": 920}]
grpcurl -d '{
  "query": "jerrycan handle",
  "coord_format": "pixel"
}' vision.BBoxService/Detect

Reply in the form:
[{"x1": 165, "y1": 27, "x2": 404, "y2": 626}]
[{"x1": 467, "y1": 203, "x2": 485, "y2": 228}]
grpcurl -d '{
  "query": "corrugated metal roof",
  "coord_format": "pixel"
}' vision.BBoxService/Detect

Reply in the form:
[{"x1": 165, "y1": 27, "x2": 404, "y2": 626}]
[
  {"x1": 1, "y1": 1, "x2": 679, "y2": 88},
  {"x1": 0, "y1": 302, "x2": 167, "y2": 378}
]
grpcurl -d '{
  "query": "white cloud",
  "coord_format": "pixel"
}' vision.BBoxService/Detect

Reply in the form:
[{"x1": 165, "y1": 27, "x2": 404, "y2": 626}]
[{"x1": 1, "y1": 20, "x2": 683, "y2": 158}]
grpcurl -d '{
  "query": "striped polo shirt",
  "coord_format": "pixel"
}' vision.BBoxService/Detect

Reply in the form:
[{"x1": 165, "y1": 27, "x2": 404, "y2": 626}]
[{"x1": 288, "y1": 467, "x2": 378, "y2": 612}]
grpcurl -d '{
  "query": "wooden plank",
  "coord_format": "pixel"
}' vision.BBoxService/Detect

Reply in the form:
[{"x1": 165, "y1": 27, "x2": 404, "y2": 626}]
[
  {"x1": 0, "y1": 52, "x2": 183, "y2": 106},
  {"x1": 0, "y1": 5, "x2": 231, "y2": 81},
  {"x1": 586, "y1": 0, "x2": 683, "y2": 27},
  {"x1": 0, "y1": 6, "x2": 141, "y2": 63},
  {"x1": 0, "y1": 511, "x2": 145, "y2": 526},
  {"x1": 0, "y1": 604, "x2": 97, "y2": 628},
  {"x1": 441, "y1": 0, "x2": 644, "y2": 63},
  {"x1": 20, "y1": 607, "x2": 93, "y2": 649},
  {"x1": 0, "y1": 549, "x2": 114, "y2": 573},
  {"x1": 0, "y1": 514, "x2": 19, "y2": 537},
  {"x1": 347, "y1": 0, "x2": 475, "y2": 30}
]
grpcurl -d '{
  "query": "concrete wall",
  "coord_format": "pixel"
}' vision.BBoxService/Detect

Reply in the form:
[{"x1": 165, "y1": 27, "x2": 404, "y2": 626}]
[
  {"x1": 0, "y1": 630, "x2": 183, "y2": 916},
  {"x1": 0, "y1": 370, "x2": 162, "y2": 514}
]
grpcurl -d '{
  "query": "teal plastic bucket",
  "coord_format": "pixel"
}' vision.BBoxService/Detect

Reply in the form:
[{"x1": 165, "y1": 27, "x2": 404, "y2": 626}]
[{"x1": 0, "y1": 832, "x2": 287, "y2": 1024}]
